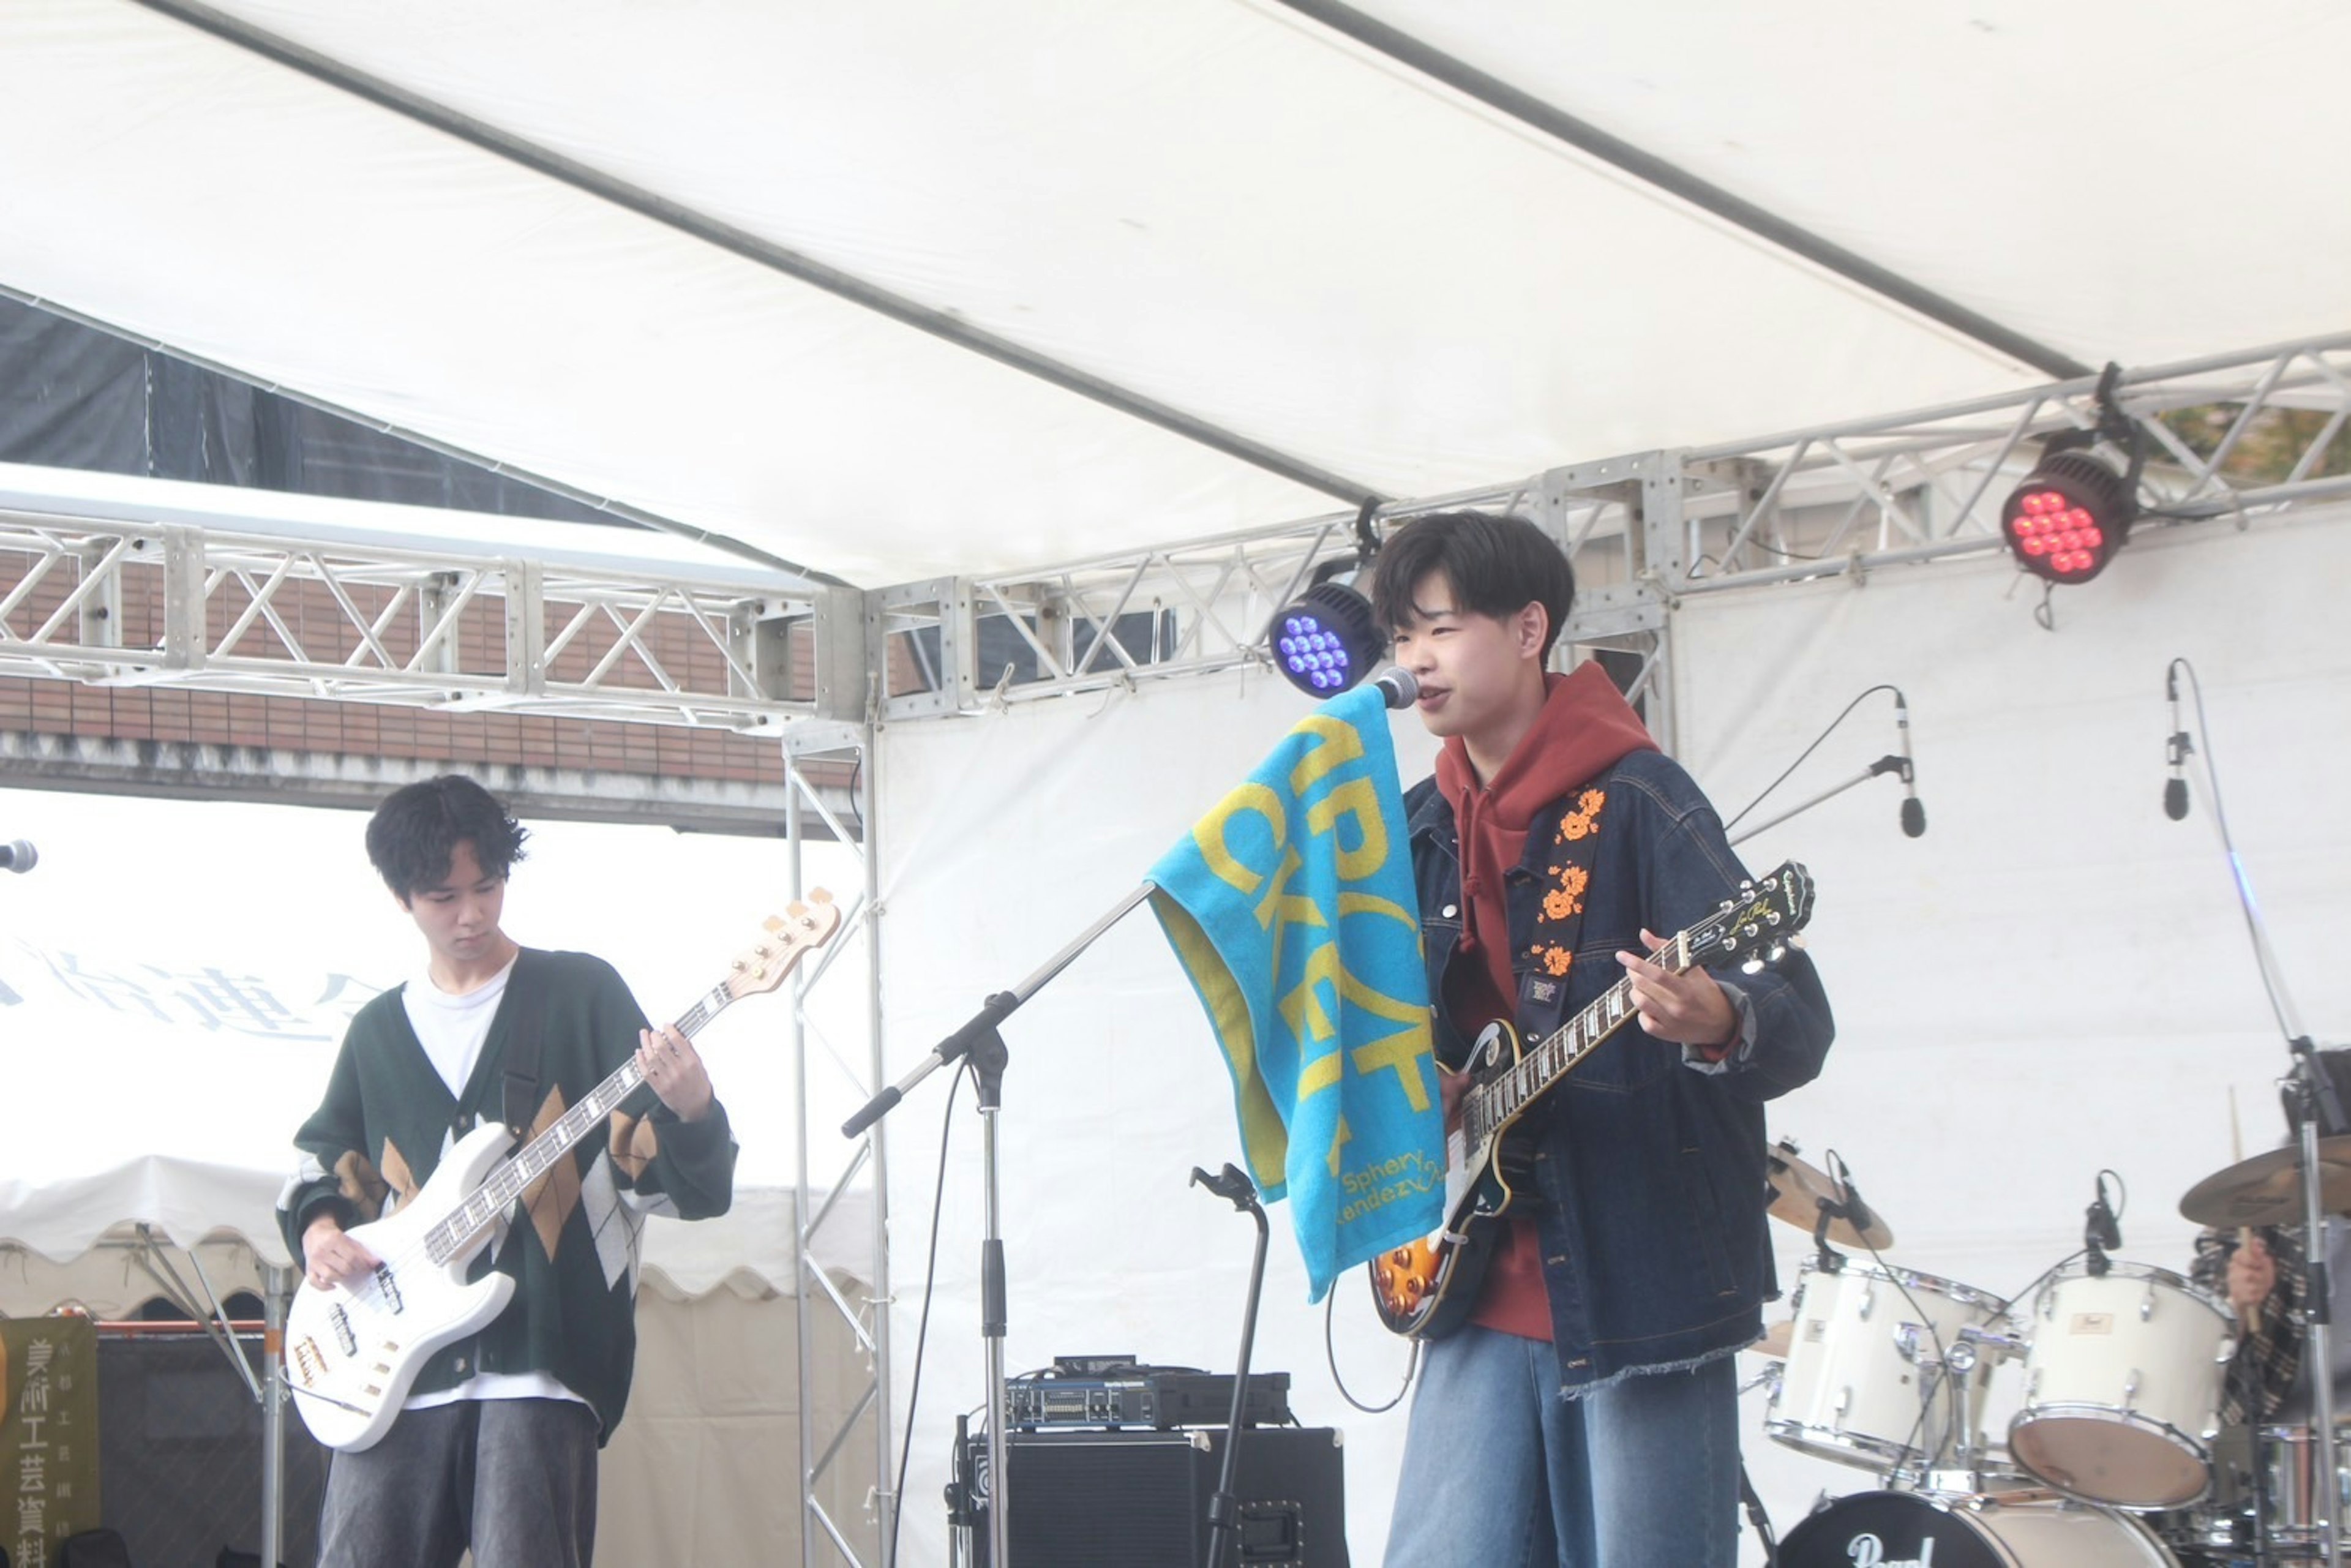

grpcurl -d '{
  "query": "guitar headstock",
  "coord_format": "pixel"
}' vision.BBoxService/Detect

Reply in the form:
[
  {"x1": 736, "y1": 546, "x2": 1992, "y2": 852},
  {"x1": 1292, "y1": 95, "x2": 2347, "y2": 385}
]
[
  {"x1": 1678, "y1": 862, "x2": 1813, "y2": 975},
  {"x1": 728, "y1": 890, "x2": 842, "y2": 999}
]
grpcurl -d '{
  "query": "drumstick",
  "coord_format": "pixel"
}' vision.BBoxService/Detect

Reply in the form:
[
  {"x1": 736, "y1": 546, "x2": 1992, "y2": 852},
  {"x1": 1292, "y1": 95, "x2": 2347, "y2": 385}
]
[{"x1": 2231, "y1": 1086, "x2": 2256, "y2": 1330}]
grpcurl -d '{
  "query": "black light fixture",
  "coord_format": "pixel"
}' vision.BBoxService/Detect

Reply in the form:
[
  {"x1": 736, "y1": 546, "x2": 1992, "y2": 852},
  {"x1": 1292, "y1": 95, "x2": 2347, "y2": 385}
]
[
  {"x1": 2002, "y1": 362, "x2": 2145, "y2": 587},
  {"x1": 1269, "y1": 503, "x2": 1385, "y2": 698}
]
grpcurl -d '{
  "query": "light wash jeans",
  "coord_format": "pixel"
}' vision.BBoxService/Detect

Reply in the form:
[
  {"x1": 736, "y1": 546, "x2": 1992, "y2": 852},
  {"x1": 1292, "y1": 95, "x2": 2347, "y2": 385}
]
[
  {"x1": 1382, "y1": 1327, "x2": 1741, "y2": 1568},
  {"x1": 317, "y1": 1398, "x2": 599, "y2": 1568}
]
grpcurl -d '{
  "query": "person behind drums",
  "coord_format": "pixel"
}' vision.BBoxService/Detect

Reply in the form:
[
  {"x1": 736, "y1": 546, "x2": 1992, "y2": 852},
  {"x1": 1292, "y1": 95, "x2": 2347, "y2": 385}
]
[
  {"x1": 2193, "y1": 1049, "x2": 2351, "y2": 1427},
  {"x1": 2192, "y1": 1225, "x2": 2308, "y2": 1425}
]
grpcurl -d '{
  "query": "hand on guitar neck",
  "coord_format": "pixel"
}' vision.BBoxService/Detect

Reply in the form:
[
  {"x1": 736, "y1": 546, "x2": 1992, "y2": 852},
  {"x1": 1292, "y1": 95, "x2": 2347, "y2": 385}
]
[{"x1": 1616, "y1": 926, "x2": 1738, "y2": 1051}]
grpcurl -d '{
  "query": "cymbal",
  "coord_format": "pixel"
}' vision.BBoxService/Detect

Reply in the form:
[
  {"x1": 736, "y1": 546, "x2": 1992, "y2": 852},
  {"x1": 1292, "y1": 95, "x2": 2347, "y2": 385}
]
[
  {"x1": 2179, "y1": 1136, "x2": 2351, "y2": 1227},
  {"x1": 1749, "y1": 1319, "x2": 1794, "y2": 1359},
  {"x1": 1766, "y1": 1139, "x2": 1893, "y2": 1250}
]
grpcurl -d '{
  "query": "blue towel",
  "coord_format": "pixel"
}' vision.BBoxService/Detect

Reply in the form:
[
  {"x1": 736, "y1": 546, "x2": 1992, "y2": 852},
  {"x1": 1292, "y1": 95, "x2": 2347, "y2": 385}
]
[{"x1": 1148, "y1": 683, "x2": 1445, "y2": 1300}]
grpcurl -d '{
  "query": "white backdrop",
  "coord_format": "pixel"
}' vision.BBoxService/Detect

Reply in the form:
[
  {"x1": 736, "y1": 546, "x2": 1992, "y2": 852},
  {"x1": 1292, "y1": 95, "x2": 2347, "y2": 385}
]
[{"x1": 875, "y1": 505, "x2": 2351, "y2": 1564}]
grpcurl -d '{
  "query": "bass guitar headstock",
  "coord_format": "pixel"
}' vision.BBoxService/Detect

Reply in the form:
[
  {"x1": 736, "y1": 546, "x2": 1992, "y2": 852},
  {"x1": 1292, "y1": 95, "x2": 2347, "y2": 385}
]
[{"x1": 728, "y1": 891, "x2": 842, "y2": 999}]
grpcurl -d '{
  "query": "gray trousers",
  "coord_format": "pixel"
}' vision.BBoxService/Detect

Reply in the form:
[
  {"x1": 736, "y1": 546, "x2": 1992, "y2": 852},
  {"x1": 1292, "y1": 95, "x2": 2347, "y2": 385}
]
[{"x1": 318, "y1": 1398, "x2": 599, "y2": 1568}]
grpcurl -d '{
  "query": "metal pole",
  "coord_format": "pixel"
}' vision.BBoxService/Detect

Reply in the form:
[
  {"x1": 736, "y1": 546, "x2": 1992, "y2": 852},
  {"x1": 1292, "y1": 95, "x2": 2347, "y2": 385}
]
[{"x1": 261, "y1": 1262, "x2": 290, "y2": 1568}]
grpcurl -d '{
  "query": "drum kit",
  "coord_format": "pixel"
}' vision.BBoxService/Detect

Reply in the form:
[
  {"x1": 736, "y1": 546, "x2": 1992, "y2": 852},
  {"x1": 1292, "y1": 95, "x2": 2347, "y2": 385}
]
[{"x1": 1751, "y1": 1136, "x2": 2351, "y2": 1567}]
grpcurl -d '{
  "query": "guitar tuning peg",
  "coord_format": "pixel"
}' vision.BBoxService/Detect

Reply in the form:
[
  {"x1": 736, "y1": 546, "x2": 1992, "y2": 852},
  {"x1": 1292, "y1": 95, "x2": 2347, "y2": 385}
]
[
  {"x1": 1741, "y1": 956, "x2": 1766, "y2": 975},
  {"x1": 1768, "y1": 942, "x2": 1788, "y2": 964},
  {"x1": 1766, "y1": 911, "x2": 1782, "y2": 926},
  {"x1": 1742, "y1": 923, "x2": 1759, "y2": 939},
  {"x1": 1787, "y1": 933, "x2": 1809, "y2": 951}
]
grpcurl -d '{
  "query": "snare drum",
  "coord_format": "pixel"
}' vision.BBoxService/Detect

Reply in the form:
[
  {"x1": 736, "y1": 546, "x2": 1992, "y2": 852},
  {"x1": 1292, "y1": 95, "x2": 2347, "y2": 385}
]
[
  {"x1": 1766, "y1": 1259, "x2": 2008, "y2": 1474},
  {"x1": 1780, "y1": 1490, "x2": 2181, "y2": 1567},
  {"x1": 2009, "y1": 1261, "x2": 2235, "y2": 1509}
]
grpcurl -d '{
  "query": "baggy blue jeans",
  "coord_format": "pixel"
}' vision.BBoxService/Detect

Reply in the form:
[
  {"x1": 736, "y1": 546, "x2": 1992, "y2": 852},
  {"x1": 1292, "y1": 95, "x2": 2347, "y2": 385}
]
[
  {"x1": 1382, "y1": 1327, "x2": 1741, "y2": 1568},
  {"x1": 317, "y1": 1397, "x2": 599, "y2": 1568}
]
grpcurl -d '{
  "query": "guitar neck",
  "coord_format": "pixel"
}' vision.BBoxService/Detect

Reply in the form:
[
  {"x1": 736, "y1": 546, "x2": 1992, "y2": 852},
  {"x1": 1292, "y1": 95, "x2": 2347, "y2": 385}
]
[
  {"x1": 426, "y1": 978, "x2": 741, "y2": 1261},
  {"x1": 1463, "y1": 933, "x2": 1684, "y2": 1149}
]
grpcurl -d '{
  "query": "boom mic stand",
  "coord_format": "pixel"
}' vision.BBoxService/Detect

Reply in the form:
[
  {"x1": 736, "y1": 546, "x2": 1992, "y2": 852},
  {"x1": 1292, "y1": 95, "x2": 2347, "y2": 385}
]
[{"x1": 842, "y1": 883, "x2": 1158, "y2": 1568}]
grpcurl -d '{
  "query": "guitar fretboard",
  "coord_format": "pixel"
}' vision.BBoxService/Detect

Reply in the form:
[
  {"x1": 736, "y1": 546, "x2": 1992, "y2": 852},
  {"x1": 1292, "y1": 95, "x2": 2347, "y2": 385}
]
[
  {"x1": 1461, "y1": 936, "x2": 1685, "y2": 1151},
  {"x1": 420, "y1": 981, "x2": 737, "y2": 1266}
]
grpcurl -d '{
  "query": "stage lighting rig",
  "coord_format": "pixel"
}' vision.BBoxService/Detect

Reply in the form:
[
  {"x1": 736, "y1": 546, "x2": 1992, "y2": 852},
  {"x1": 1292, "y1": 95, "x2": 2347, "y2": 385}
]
[
  {"x1": 1269, "y1": 503, "x2": 1385, "y2": 697},
  {"x1": 2001, "y1": 362, "x2": 2147, "y2": 586}
]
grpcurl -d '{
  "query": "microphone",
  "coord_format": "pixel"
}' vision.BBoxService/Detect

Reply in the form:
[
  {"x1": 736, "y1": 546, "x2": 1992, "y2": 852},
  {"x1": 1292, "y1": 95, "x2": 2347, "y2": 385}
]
[
  {"x1": 2084, "y1": 1172, "x2": 2123, "y2": 1276},
  {"x1": 1894, "y1": 692, "x2": 1926, "y2": 838},
  {"x1": 1371, "y1": 667, "x2": 1420, "y2": 710},
  {"x1": 0, "y1": 840, "x2": 35, "y2": 874},
  {"x1": 2164, "y1": 666, "x2": 2192, "y2": 821}
]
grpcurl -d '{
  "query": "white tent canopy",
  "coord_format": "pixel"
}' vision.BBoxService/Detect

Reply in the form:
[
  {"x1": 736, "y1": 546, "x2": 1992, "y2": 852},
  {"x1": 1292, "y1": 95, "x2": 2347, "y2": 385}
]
[{"x1": 5, "y1": 0, "x2": 2346, "y2": 585}]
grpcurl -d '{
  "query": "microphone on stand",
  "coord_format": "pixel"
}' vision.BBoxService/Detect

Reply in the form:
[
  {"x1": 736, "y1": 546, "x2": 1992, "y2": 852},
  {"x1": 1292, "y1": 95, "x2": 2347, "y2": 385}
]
[
  {"x1": 0, "y1": 840, "x2": 36, "y2": 874},
  {"x1": 2084, "y1": 1172, "x2": 2123, "y2": 1276},
  {"x1": 1370, "y1": 667, "x2": 1420, "y2": 710},
  {"x1": 2164, "y1": 666, "x2": 2193, "y2": 821},
  {"x1": 1894, "y1": 692, "x2": 1926, "y2": 838}
]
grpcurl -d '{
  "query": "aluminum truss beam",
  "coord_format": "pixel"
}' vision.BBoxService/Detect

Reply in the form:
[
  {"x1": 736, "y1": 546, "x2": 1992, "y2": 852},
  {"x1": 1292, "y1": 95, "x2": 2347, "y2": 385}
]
[
  {"x1": 0, "y1": 509, "x2": 819, "y2": 732},
  {"x1": 879, "y1": 332, "x2": 2351, "y2": 745},
  {"x1": 783, "y1": 724, "x2": 893, "y2": 1568}
]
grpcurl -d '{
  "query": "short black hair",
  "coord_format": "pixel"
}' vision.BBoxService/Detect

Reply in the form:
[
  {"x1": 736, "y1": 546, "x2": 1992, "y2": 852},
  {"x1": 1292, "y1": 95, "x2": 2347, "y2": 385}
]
[
  {"x1": 365, "y1": 775, "x2": 530, "y2": 903},
  {"x1": 1369, "y1": 510, "x2": 1577, "y2": 661}
]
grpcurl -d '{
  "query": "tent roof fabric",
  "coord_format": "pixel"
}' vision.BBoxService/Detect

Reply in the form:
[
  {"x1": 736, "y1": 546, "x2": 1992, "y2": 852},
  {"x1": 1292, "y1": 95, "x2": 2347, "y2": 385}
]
[{"x1": 8, "y1": 1, "x2": 2340, "y2": 588}]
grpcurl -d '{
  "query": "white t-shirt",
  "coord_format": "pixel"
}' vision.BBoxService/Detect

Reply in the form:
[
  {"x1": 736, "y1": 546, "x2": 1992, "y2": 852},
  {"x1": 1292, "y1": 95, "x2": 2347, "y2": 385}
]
[{"x1": 399, "y1": 953, "x2": 584, "y2": 1414}]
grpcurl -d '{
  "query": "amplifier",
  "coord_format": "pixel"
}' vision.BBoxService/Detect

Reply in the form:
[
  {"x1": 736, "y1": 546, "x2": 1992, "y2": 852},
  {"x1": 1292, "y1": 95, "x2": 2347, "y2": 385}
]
[
  {"x1": 962, "y1": 1425, "x2": 1347, "y2": 1567},
  {"x1": 1007, "y1": 1368, "x2": 1292, "y2": 1429}
]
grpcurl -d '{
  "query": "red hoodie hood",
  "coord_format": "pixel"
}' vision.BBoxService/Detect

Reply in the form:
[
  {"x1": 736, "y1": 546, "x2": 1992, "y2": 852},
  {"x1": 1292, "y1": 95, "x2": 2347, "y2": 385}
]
[{"x1": 1434, "y1": 661, "x2": 1658, "y2": 986}]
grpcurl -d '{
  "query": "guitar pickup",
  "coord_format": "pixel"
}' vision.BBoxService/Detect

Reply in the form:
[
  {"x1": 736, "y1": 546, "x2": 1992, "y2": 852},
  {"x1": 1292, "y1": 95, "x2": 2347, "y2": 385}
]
[
  {"x1": 328, "y1": 1304, "x2": 358, "y2": 1357},
  {"x1": 373, "y1": 1262, "x2": 405, "y2": 1313}
]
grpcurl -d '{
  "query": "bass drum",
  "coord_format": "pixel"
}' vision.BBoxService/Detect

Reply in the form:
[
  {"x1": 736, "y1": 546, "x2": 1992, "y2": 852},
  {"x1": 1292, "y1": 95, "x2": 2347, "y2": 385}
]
[{"x1": 1780, "y1": 1491, "x2": 2180, "y2": 1567}]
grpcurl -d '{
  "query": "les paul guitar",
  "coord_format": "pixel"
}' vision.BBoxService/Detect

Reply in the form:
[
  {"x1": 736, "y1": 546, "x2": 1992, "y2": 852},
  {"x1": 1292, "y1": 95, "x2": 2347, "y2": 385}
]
[
  {"x1": 283, "y1": 893, "x2": 841, "y2": 1451},
  {"x1": 1367, "y1": 864, "x2": 1815, "y2": 1340}
]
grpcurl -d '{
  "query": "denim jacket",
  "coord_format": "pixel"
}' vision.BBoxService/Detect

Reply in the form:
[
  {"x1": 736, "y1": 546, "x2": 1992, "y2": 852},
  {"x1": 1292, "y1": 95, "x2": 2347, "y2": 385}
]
[{"x1": 1407, "y1": 748, "x2": 1834, "y2": 1392}]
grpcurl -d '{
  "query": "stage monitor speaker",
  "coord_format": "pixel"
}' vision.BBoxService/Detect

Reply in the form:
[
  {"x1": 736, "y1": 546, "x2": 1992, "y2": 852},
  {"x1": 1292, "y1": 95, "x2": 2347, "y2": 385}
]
[{"x1": 967, "y1": 1425, "x2": 1346, "y2": 1567}]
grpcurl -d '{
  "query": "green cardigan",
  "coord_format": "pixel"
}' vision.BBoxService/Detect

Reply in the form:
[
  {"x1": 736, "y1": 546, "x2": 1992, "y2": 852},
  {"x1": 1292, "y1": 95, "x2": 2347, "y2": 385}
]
[{"x1": 278, "y1": 947, "x2": 737, "y2": 1442}]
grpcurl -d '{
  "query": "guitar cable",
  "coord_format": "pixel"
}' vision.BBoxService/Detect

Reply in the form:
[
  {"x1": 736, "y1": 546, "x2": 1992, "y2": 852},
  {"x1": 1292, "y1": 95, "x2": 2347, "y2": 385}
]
[
  {"x1": 887, "y1": 1056, "x2": 972, "y2": 1568},
  {"x1": 1324, "y1": 1289, "x2": 1420, "y2": 1414}
]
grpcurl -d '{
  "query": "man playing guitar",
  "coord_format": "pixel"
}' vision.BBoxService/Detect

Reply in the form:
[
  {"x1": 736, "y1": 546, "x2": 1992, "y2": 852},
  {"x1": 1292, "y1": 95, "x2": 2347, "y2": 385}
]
[
  {"x1": 279, "y1": 775, "x2": 737, "y2": 1567},
  {"x1": 1371, "y1": 512, "x2": 1834, "y2": 1568}
]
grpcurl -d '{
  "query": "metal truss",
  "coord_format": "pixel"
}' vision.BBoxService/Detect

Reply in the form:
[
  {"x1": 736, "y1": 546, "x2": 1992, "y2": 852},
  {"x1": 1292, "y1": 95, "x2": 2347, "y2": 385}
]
[
  {"x1": 879, "y1": 331, "x2": 2351, "y2": 748},
  {"x1": 0, "y1": 509, "x2": 820, "y2": 732},
  {"x1": 782, "y1": 724, "x2": 893, "y2": 1567}
]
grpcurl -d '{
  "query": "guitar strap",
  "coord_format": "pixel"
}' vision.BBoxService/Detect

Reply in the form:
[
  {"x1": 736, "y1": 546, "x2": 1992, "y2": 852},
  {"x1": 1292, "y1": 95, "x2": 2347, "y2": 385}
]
[
  {"x1": 500, "y1": 951, "x2": 546, "y2": 1141},
  {"x1": 1516, "y1": 773, "x2": 1611, "y2": 1020}
]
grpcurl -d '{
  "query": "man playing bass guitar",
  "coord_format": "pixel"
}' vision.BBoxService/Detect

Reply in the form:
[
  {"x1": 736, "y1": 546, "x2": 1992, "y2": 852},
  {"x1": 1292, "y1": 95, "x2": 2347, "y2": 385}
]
[
  {"x1": 1374, "y1": 512, "x2": 1834, "y2": 1568},
  {"x1": 279, "y1": 775, "x2": 737, "y2": 1568}
]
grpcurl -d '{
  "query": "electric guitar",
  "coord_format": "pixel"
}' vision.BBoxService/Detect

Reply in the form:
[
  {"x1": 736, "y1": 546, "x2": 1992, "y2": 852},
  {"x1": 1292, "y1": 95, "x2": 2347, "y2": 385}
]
[
  {"x1": 1366, "y1": 864, "x2": 1815, "y2": 1340},
  {"x1": 283, "y1": 893, "x2": 841, "y2": 1451}
]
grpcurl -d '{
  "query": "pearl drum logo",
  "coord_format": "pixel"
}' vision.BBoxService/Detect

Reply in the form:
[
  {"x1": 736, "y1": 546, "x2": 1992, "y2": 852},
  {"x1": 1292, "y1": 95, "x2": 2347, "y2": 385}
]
[{"x1": 1843, "y1": 1534, "x2": 1937, "y2": 1567}]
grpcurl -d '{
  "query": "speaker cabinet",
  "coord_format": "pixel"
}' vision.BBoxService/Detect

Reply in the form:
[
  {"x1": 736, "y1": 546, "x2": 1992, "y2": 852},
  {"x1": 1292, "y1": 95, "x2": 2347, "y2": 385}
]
[{"x1": 966, "y1": 1426, "x2": 1346, "y2": 1567}]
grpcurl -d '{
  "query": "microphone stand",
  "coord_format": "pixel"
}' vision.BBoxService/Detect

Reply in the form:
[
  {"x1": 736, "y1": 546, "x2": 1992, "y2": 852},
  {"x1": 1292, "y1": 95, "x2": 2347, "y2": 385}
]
[
  {"x1": 2167, "y1": 658, "x2": 2339, "y2": 1564},
  {"x1": 842, "y1": 882, "x2": 1158, "y2": 1568},
  {"x1": 1190, "y1": 1163, "x2": 1270, "y2": 1568},
  {"x1": 1727, "y1": 756, "x2": 1907, "y2": 847}
]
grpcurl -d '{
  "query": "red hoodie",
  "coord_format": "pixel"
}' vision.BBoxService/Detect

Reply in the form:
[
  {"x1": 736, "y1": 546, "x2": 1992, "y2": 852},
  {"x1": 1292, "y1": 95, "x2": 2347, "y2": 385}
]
[{"x1": 1433, "y1": 662, "x2": 1656, "y2": 1339}]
